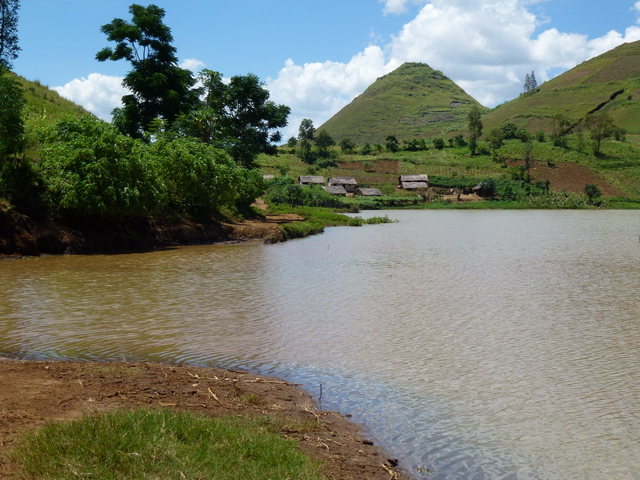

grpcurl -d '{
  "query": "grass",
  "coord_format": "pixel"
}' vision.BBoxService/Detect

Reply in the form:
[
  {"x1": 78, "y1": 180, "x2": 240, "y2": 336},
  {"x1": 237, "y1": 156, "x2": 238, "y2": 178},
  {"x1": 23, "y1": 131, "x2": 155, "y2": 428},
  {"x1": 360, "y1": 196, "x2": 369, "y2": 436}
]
[
  {"x1": 13, "y1": 408, "x2": 323, "y2": 480},
  {"x1": 319, "y1": 62, "x2": 487, "y2": 144},
  {"x1": 260, "y1": 129, "x2": 640, "y2": 205}
]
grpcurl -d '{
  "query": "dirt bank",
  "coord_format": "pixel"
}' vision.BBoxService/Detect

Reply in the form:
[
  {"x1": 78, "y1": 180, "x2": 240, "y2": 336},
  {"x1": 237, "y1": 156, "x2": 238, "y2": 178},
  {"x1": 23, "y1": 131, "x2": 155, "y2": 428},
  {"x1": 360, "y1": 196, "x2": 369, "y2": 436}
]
[
  {"x1": 0, "y1": 360, "x2": 410, "y2": 480},
  {"x1": 0, "y1": 207, "x2": 304, "y2": 258}
]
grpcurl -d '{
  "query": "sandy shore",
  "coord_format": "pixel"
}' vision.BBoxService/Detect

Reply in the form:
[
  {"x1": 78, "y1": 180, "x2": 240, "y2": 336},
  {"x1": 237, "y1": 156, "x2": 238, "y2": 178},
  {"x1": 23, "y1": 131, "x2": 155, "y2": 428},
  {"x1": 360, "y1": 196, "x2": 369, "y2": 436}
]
[{"x1": 0, "y1": 359, "x2": 410, "y2": 479}]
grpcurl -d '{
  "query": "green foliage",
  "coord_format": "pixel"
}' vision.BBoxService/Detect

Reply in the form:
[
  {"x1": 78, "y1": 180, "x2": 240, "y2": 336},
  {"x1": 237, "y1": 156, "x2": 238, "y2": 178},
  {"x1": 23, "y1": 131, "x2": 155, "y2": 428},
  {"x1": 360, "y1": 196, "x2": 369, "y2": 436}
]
[
  {"x1": 297, "y1": 119, "x2": 315, "y2": 164},
  {"x1": 0, "y1": 0, "x2": 20, "y2": 69},
  {"x1": 96, "y1": 4, "x2": 199, "y2": 137},
  {"x1": 169, "y1": 69, "x2": 290, "y2": 168},
  {"x1": 339, "y1": 137, "x2": 356, "y2": 154},
  {"x1": 432, "y1": 137, "x2": 445, "y2": 150},
  {"x1": 14, "y1": 409, "x2": 323, "y2": 480},
  {"x1": 35, "y1": 115, "x2": 162, "y2": 219},
  {"x1": 216, "y1": 73, "x2": 290, "y2": 167},
  {"x1": 148, "y1": 135, "x2": 259, "y2": 216},
  {"x1": 265, "y1": 178, "x2": 347, "y2": 208},
  {"x1": 298, "y1": 118, "x2": 315, "y2": 141},
  {"x1": 319, "y1": 62, "x2": 487, "y2": 145},
  {"x1": 486, "y1": 127, "x2": 504, "y2": 159},
  {"x1": 31, "y1": 115, "x2": 260, "y2": 220},
  {"x1": 584, "y1": 183, "x2": 602, "y2": 203},
  {"x1": 315, "y1": 129, "x2": 335, "y2": 157},
  {"x1": 468, "y1": 105, "x2": 483, "y2": 155},
  {"x1": 0, "y1": 66, "x2": 24, "y2": 157},
  {"x1": 385, "y1": 135, "x2": 400, "y2": 153},
  {"x1": 551, "y1": 114, "x2": 572, "y2": 148},
  {"x1": 584, "y1": 112, "x2": 617, "y2": 156}
]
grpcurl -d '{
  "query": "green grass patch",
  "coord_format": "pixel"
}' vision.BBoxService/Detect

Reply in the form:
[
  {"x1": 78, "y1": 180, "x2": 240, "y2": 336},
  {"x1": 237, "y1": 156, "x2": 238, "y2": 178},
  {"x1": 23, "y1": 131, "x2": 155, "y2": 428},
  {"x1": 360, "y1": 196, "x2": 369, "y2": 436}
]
[{"x1": 13, "y1": 409, "x2": 323, "y2": 480}]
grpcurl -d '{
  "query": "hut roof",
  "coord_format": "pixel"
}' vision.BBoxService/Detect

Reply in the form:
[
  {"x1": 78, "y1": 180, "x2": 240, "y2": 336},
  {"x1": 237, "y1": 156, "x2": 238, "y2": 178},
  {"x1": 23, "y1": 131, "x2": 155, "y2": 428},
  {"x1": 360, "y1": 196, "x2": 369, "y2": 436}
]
[
  {"x1": 401, "y1": 182, "x2": 429, "y2": 190},
  {"x1": 299, "y1": 175, "x2": 325, "y2": 185},
  {"x1": 354, "y1": 188, "x2": 383, "y2": 196},
  {"x1": 323, "y1": 185, "x2": 348, "y2": 196},
  {"x1": 263, "y1": 174, "x2": 275, "y2": 180},
  {"x1": 399, "y1": 174, "x2": 429, "y2": 183},
  {"x1": 328, "y1": 177, "x2": 357, "y2": 186}
]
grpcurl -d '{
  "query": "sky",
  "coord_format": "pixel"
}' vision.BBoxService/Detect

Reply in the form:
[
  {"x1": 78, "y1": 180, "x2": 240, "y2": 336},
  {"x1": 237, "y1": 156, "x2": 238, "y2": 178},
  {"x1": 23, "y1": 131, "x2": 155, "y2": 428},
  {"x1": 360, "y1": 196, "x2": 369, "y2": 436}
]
[{"x1": 12, "y1": 0, "x2": 640, "y2": 140}]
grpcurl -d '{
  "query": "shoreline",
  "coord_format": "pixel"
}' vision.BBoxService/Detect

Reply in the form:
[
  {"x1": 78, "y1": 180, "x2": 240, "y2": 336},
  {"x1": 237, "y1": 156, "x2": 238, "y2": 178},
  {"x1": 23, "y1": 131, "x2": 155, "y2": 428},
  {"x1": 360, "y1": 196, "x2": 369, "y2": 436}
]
[
  {"x1": 0, "y1": 359, "x2": 410, "y2": 480},
  {"x1": 0, "y1": 205, "x2": 308, "y2": 257}
]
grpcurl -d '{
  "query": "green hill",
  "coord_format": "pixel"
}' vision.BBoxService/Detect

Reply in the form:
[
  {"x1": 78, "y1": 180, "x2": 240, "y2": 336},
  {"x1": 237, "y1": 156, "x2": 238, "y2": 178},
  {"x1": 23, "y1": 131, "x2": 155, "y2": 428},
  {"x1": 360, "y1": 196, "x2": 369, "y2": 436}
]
[
  {"x1": 11, "y1": 72, "x2": 93, "y2": 124},
  {"x1": 319, "y1": 62, "x2": 487, "y2": 145},
  {"x1": 482, "y1": 40, "x2": 640, "y2": 135}
]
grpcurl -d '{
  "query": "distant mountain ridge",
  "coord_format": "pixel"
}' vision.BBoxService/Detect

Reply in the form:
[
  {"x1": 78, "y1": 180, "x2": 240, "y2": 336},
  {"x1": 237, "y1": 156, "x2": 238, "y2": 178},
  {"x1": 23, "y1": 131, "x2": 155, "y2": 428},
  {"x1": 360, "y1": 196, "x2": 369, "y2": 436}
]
[
  {"x1": 319, "y1": 62, "x2": 487, "y2": 145},
  {"x1": 320, "y1": 41, "x2": 640, "y2": 145}
]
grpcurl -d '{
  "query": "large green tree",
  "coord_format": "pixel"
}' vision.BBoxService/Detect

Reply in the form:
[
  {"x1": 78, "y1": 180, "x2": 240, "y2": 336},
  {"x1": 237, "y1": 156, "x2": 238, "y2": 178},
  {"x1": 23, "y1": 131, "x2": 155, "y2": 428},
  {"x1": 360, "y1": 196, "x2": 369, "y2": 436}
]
[
  {"x1": 297, "y1": 118, "x2": 315, "y2": 164},
  {"x1": 96, "y1": 4, "x2": 198, "y2": 138},
  {"x1": 584, "y1": 112, "x2": 616, "y2": 156},
  {"x1": 219, "y1": 73, "x2": 290, "y2": 167},
  {"x1": 175, "y1": 70, "x2": 290, "y2": 168},
  {"x1": 0, "y1": 0, "x2": 20, "y2": 69}
]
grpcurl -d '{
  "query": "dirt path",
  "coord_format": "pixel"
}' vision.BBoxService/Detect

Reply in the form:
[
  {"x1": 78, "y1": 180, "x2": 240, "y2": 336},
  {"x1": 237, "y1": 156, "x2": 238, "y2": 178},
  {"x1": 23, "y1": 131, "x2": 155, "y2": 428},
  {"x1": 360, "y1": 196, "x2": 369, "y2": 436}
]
[{"x1": 0, "y1": 360, "x2": 409, "y2": 480}]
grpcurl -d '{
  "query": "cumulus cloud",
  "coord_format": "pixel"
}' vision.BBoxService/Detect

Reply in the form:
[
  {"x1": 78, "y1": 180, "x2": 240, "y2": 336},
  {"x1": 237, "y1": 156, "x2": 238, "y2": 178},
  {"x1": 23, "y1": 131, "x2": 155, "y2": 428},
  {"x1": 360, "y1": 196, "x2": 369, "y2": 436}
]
[
  {"x1": 53, "y1": 73, "x2": 128, "y2": 121},
  {"x1": 380, "y1": 0, "x2": 427, "y2": 15},
  {"x1": 266, "y1": 46, "x2": 395, "y2": 139},
  {"x1": 180, "y1": 58, "x2": 206, "y2": 72}
]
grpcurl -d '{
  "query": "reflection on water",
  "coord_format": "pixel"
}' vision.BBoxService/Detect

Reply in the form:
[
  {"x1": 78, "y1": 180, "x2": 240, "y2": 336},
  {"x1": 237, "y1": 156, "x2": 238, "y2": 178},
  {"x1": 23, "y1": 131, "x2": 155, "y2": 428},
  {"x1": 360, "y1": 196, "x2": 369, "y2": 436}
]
[{"x1": 2, "y1": 210, "x2": 640, "y2": 479}]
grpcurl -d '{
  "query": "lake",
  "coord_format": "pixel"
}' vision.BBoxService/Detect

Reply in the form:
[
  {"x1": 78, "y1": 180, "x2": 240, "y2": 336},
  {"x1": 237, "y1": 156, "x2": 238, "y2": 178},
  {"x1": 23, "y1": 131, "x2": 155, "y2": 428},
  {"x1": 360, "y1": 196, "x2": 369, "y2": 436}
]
[{"x1": 1, "y1": 210, "x2": 639, "y2": 479}]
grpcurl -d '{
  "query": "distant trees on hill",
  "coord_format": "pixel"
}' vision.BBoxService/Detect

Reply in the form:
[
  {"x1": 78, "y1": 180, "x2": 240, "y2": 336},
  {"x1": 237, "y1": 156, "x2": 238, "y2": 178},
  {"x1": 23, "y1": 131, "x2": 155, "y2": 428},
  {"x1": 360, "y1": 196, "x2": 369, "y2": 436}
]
[{"x1": 523, "y1": 71, "x2": 537, "y2": 94}]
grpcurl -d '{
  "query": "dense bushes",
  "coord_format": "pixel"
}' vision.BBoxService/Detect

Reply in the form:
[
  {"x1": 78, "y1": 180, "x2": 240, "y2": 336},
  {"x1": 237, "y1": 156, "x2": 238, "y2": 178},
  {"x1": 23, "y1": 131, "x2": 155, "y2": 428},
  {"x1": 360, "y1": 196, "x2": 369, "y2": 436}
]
[{"x1": 7, "y1": 115, "x2": 264, "y2": 220}]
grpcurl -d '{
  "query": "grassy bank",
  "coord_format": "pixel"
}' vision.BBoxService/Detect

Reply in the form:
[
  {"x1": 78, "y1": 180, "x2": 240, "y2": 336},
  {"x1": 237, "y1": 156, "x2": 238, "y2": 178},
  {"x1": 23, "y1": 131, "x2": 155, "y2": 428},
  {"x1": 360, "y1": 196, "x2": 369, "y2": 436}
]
[{"x1": 14, "y1": 409, "x2": 322, "y2": 480}]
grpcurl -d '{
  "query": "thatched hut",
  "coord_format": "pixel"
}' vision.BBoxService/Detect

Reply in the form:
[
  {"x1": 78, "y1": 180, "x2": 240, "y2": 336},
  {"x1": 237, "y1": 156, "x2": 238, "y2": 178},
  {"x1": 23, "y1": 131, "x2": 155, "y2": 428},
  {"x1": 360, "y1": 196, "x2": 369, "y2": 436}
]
[
  {"x1": 354, "y1": 187, "x2": 383, "y2": 196},
  {"x1": 399, "y1": 174, "x2": 429, "y2": 190},
  {"x1": 323, "y1": 185, "x2": 348, "y2": 196},
  {"x1": 328, "y1": 177, "x2": 357, "y2": 193},
  {"x1": 298, "y1": 175, "x2": 326, "y2": 186}
]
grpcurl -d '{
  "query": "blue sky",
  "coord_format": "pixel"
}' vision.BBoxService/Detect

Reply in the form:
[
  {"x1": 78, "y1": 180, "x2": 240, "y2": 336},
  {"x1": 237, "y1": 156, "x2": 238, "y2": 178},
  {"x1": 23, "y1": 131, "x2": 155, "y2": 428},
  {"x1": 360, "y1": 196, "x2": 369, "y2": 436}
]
[{"x1": 12, "y1": 1, "x2": 640, "y2": 139}]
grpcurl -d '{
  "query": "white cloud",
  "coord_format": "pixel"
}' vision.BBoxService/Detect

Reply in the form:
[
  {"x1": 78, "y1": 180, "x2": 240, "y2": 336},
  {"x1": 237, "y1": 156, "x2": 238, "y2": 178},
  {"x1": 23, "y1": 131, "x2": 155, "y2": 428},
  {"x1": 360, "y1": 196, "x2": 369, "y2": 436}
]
[
  {"x1": 266, "y1": 46, "x2": 394, "y2": 139},
  {"x1": 380, "y1": 0, "x2": 427, "y2": 15},
  {"x1": 53, "y1": 73, "x2": 128, "y2": 121},
  {"x1": 180, "y1": 58, "x2": 206, "y2": 72}
]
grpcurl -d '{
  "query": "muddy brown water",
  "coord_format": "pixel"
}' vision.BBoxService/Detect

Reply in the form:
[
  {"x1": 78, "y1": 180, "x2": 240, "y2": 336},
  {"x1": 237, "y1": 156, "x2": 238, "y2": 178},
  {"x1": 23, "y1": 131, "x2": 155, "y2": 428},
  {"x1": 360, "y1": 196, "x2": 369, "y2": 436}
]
[{"x1": 2, "y1": 210, "x2": 640, "y2": 479}]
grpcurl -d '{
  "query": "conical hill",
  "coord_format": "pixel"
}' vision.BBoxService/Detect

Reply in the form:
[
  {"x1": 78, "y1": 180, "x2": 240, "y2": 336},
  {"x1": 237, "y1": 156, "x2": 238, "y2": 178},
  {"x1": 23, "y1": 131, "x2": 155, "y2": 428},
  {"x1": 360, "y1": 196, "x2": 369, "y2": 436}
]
[{"x1": 319, "y1": 62, "x2": 486, "y2": 145}]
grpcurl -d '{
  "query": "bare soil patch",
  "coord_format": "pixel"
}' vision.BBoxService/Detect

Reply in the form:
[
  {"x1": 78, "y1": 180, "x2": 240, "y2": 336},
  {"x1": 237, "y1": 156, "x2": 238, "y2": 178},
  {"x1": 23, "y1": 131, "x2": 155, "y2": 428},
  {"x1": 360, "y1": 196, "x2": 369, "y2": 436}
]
[
  {"x1": 529, "y1": 161, "x2": 625, "y2": 196},
  {"x1": 0, "y1": 360, "x2": 409, "y2": 480}
]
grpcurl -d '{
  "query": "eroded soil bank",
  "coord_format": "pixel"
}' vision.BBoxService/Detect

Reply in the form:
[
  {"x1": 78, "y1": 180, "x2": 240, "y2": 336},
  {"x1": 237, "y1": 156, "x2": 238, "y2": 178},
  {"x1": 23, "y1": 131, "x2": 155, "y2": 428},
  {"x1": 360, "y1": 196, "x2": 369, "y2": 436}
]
[
  {"x1": 0, "y1": 360, "x2": 410, "y2": 479},
  {"x1": 0, "y1": 207, "x2": 304, "y2": 257}
]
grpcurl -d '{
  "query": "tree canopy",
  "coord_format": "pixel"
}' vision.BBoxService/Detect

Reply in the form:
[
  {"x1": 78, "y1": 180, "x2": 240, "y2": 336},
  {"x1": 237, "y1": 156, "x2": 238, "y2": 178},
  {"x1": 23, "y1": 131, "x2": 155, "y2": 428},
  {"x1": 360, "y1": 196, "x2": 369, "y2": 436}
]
[
  {"x1": 96, "y1": 4, "x2": 198, "y2": 138},
  {"x1": 0, "y1": 0, "x2": 20, "y2": 69}
]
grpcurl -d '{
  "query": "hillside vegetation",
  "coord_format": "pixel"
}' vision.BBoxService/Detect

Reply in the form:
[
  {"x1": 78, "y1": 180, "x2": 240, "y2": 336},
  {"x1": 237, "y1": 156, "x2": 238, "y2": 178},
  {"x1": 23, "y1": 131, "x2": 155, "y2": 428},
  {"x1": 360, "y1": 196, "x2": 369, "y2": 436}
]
[
  {"x1": 319, "y1": 63, "x2": 487, "y2": 145},
  {"x1": 482, "y1": 41, "x2": 640, "y2": 135}
]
